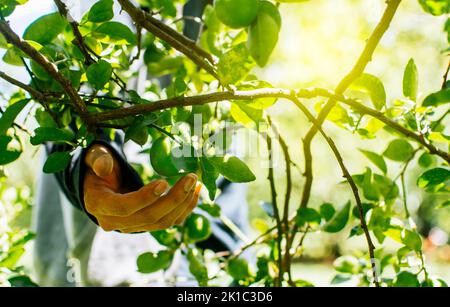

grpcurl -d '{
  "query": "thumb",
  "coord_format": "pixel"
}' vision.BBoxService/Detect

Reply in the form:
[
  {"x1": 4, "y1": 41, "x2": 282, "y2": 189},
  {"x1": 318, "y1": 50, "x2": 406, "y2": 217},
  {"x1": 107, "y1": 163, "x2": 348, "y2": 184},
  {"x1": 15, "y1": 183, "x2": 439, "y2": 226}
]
[{"x1": 85, "y1": 144, "x2": 115, "y2": 178}]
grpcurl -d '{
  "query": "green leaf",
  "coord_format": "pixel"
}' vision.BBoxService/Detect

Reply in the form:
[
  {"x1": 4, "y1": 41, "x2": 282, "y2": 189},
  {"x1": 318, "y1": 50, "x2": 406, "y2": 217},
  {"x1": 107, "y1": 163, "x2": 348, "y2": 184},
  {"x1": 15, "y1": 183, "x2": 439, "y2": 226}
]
[
  {"x1": 124, "y1": 114, "x2": 157, "y2": 146},
  {"x1": 359, "y1": 149, "x2": 387, "y2": 174},
  {"x1": 0, "y1": 99, "x2": 29, "y2": 135},
  {"x1": 3, "y1": 48, "x2": 23, "y2": 66},
  {"x1": 230, "y1": 102, "x2": 263, "y2": 125},
  {"x1": 150, "y1": 229, "x2": 178, "y2": 248},
  {"x1": 227, "y1": 258, "x2": 252, "y2": 281},
  {"x1": 418, "y1": 0, "x2": 449, "y2": 16},
  {"x1": 350, "y1": 73, "x2": 386, "y2": 110},
  {"x1": 94, "y1": 22, "x2": 137, "y2": 45},
  {"x1": 187, "y1": 249, "x2": 208, "y2": 286},
  {"x1": 43, "y1": 151, "x2": 71, "y2": 173},
  {"x1": 383, "y1": 139, "x2": 414, "y2": 162},
  {"x1": 296, "y1": 208, "x2": 321, "y2": 227},
  {"x1": 0, "y1": 135, "x2": 21, "y2": 165},
  {"x1": 394, "y1": 271, "x2": 420, "y2": 287},
  {"x1": 437, "y1": 200, "x2": 450, "y2": 209},
  {"x1": 323, "y1": 201, "x2": 351, "y2": 233},
  {"x1": 217, "y1": 43, "x2": 254, "y2": 85},
  {"x1": 362, "y1": 168, "x2": 379, "y2": 201},
  {"x1": 333, "y1": 256, "x2": 360, "y2": 274},
  {"x1": 330, "y1": 274, "x2": 352, "y2": 285},
  {"x1": 137, "y1": 251, "x2": 173, "y2": 273},
  {"x1": 185, "y1": 214, "x2": 211, "y2": 243},
  {"x1": 88, "y1": 0, "x2": 114, "y2": 23},
  {"x1": 259, "y1": 0, "x2": 282, "y2": 28},
  {"x1": 247, "y1": 7, "x2": 280, "y2": 67},
  {"x1": 422, "y1": 88, "x2": 450, "y2": 107},
  {"x1": 30, "y1": 127, "x2": 74, "y2": 145},
  {"x1": 198, "y1": 203, "x2": 221, "y2": 218},
  {"x1": 23, "y1": 12, "x2": 67, "y2": 44},
  {"x1": 320, "y1": 203, "x2": 336, "y2": 221},
  {"x1": 401, "y1": 230, "x2": 422, "y2": 252},
  {"x1": 35, "y1": 108, "x2": 57, "y2": 128},
  {"x1": 8, "y1": 275, "x2": 38, "y2": 287},
  {"x1": 207, "y1": 155, "x2": 256, "y2": 183},
  {"x1": 418, "y1": 152, "x2": 435, "y2": 168},
  {"x1": 86, "y1": 59, "x2": 113, "y2": 90},
  {"x1": 373, "y1": 174, "x2": 399, "y2": 201},
  {"x1": 403, "y1": 58, "x2": 418, "y2": 101},
  {"x1": 200, "y1": 157, "x2": 219, "y2": 201},
  {"x1": 417, "y1": 167, "x2": 450, "y2": 192}
]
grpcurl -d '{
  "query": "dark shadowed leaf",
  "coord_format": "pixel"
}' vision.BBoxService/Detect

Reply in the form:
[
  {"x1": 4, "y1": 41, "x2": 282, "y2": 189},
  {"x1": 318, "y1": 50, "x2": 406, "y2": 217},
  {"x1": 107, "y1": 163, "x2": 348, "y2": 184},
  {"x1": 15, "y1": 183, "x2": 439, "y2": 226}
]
[
  {"x1": 0, "y1": 135, "x2": 21, "y2": 165},
  {"x1": 323, "y1": 201, "x2": 351, "y2": 233},
  {"x1": 417, "y1": 168, "x2": 450, "y2": 192},
  {"x1": 43, "y1": 151, "x2": 71, "y2": 173},
  {"x1": 86, "y1": 59, "x2": 113, "y2": 90},
  {"x1": 0, "y1": 99, "x2": 29, "y2": 135}
]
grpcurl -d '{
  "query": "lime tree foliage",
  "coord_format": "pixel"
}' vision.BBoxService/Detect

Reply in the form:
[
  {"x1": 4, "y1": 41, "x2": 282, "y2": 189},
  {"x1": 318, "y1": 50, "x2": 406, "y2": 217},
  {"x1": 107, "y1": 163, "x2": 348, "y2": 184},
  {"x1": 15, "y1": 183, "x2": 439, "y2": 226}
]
[
  {"x1": 0, "y1": 174, "x2": 37, "y2": 287},
  {"x1": 0, "y1": 0, "x2": 449, "y2": 287}
]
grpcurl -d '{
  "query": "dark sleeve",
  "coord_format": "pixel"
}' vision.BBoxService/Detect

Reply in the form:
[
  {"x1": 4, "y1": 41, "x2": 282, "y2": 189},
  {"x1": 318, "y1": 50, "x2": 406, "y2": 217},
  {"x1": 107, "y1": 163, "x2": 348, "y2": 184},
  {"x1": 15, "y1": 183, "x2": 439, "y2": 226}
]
[{"x1": 46, "y1": 132, "x2": 143, "y2": 225}]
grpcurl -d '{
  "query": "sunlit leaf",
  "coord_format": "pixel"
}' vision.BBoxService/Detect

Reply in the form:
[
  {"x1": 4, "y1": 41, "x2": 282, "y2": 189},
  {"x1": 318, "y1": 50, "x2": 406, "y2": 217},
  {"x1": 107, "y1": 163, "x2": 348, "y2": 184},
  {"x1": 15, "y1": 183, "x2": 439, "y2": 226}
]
[
  {"x1": 417, "y1": 167, "x2": 450, "y2": 192},
  {"x1": 383, "y1": 139, "x2": 414, "y2": 162},
  {"x1": 137, "y1": 251, "x2": 173, "y2": 273},
  {"x1": 403, "y1": 58, "x2": 418, "y2": 101},
  {"x1": 359, "y1": 149, "x2": 387, "y2": 174},
  {"x1": 350, "y1": 73, "x2": 386, "y2": 110},
  {"x1": 23, "y1": 12, "x2": 67, "y2": 44},
  {"x1": 207, "y1": 155, "x2": 256, "y2": 183}
]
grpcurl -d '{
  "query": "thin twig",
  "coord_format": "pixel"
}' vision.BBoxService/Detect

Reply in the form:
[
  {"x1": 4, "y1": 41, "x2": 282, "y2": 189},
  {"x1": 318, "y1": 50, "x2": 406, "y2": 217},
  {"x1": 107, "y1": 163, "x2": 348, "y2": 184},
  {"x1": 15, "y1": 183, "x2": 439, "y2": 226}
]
[
  {"x1": 264, "y1": 131, "x2": 284, "y2": 287},
  {"x1": 0, "y1": 20, "x2": 89, "y2": 121},
  {"x1": 300, "y1": 0, "x2": 402, "y2": 209},
  {"x1": 117, "y1": 0, "x2": 220, "y2": 82},
  {"x1": 86, "y1": 88, "x2": 450, "y2": 164}
]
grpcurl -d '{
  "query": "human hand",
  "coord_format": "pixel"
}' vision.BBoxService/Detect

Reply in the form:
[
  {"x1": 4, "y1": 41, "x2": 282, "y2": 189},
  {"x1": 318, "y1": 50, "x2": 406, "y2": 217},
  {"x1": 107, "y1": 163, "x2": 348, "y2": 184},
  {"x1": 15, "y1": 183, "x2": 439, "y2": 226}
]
[{"x1": 83, "y1": 144, "x2": 201, "y2": 233}]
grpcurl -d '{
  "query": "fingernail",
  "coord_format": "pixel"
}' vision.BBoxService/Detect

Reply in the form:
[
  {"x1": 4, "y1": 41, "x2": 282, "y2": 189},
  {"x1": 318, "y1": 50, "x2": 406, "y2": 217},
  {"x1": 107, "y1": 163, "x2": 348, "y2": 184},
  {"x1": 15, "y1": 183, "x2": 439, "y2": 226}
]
[
  {"x1": 184, "y1": 174, "x2": 197, "y2": 192},
  {"x1": 154, "y1": 182, "x2": 167, "y2": 196}
]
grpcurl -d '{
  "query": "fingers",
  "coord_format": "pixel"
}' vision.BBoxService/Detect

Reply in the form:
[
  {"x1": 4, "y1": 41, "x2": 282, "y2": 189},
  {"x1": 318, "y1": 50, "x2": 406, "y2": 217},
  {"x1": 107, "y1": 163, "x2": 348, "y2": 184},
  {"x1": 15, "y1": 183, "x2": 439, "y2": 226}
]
[
  {"x1": 119, "y1": 187, "x2": 197, "y2": 233},
  {"x1": 119, "y1": 184, "x2": 202, "y2": 233},
  {"x1": 84, "y1": 179, "x2": 169, "y2": 217},
  {"x1": 175, "y1": 184, "x2": 202, "y2": 225},
  {"x1": 95, "y1": 174, "x2": 198, "y2": 230},
  {"x1": 85, "y1": 144, "x2": 115, "y2": 178}
]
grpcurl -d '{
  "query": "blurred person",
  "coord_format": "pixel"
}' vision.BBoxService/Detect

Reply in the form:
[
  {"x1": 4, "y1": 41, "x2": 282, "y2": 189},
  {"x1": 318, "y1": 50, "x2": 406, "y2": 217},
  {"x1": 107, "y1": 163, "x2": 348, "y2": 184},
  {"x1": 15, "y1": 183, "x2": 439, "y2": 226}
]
[{"x1": 32, "y1": 0, "x2": 250, "y2": 287}]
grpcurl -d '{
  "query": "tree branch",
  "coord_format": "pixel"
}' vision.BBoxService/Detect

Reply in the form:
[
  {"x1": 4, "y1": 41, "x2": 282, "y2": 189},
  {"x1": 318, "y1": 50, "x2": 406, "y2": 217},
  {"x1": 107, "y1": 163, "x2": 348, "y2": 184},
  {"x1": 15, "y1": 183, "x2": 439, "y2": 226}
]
[
  {"x1": 0, "y1": 70, "x2": 44, "y2": 100},
  {"x1": 264, "y1": 131, "x2": 284, "y2": 286},
  {"x1": 86, "y1": 87, "x2": 449, "y2": 164},
  {"x1": 0, "y1": 20, "x2": 89, "y2": 121},
  {"x1": 53, "y1": 0, "x2": 94, "y2": 65},
  {"x1": 117, "y1": 0, "x2": 220, "y2": 82},
  {"x1": 288, "y1": 95, "x2": 380, "y2": 287},
  {"x1": 299, "y1": 0, "x2": 402, "y2": 208}
]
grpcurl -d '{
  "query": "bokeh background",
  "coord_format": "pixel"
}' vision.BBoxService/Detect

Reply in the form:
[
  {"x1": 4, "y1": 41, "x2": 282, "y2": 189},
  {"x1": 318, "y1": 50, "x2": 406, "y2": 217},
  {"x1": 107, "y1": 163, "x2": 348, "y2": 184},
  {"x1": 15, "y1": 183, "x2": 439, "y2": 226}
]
[{"x1": 0, "y1": 0, "x2": 449, "y2": 286}]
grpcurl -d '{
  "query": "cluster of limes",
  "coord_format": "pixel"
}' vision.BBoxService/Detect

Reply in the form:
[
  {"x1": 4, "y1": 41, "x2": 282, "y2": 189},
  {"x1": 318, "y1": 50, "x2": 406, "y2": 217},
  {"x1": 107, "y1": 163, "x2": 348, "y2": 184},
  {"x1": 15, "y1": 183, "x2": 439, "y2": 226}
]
[{"x1": 214, "y1": 0, "x2": 282, "y2": 67}]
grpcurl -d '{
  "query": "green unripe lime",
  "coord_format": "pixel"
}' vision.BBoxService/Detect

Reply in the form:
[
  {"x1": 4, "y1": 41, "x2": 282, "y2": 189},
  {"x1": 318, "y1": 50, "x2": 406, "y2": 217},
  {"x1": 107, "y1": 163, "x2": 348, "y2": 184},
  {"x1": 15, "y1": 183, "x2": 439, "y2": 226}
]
[
  {"x1": 150, "y1": 137, "x2": 179, "y2": 177},
  {"x1": 185, "y1": 214, "x2": 211, "y2": 243},
  {"x1": 215, "y1": 0, "x2": 260, "y2": 29},
  {"x1": 258, "y1": 0, "x2": 281, "y2": 29}
]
